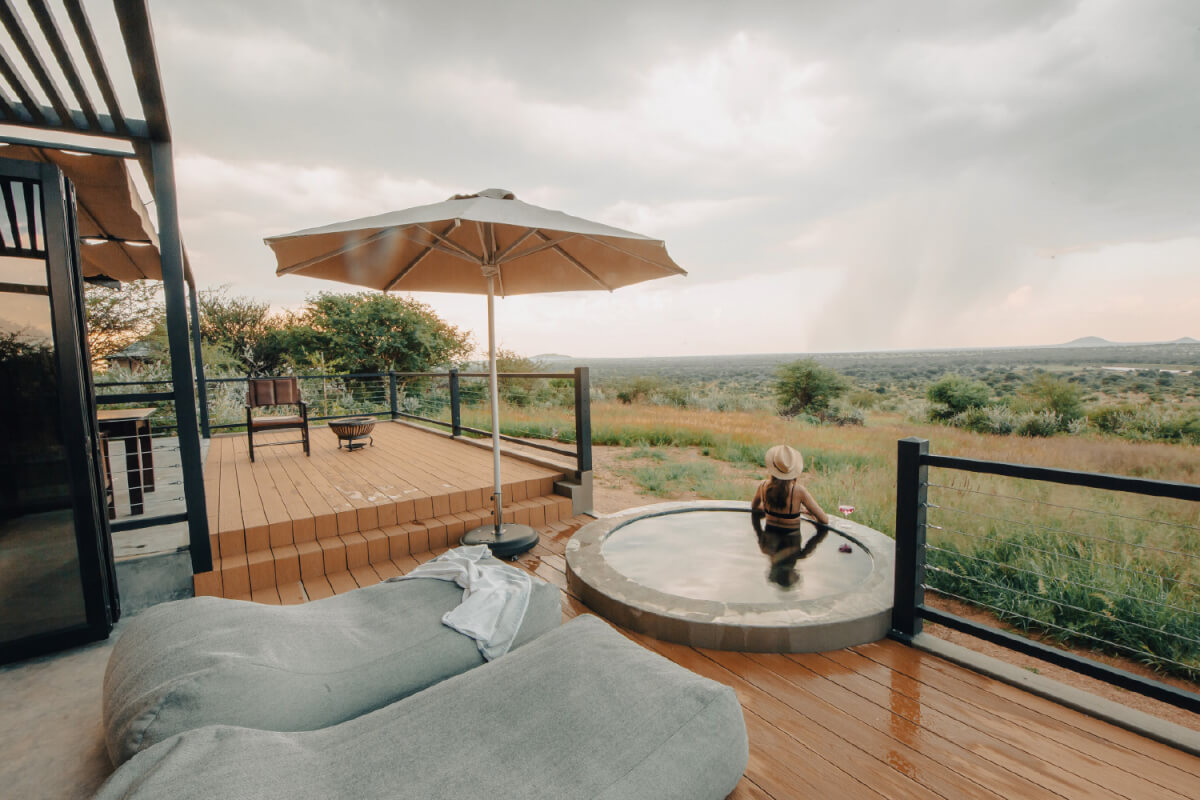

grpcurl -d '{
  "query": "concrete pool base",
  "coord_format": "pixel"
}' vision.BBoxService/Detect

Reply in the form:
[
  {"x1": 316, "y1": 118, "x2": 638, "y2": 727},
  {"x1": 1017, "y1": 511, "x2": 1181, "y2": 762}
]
[{"x1": 565, "y1": 500, "x2": 895, "y2": 653}]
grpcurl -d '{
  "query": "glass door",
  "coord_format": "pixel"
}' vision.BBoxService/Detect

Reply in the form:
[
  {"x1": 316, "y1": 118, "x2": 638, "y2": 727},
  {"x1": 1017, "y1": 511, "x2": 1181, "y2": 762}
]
[{"x1": 0, "y1": 158, "x2": 117, "y2": 664}]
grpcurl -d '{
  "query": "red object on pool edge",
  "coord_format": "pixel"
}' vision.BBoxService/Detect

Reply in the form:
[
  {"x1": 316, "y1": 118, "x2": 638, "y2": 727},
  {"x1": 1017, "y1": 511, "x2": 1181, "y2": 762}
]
[{"x1": 838, "y1": 543, "x2": 852, "y2": 553}]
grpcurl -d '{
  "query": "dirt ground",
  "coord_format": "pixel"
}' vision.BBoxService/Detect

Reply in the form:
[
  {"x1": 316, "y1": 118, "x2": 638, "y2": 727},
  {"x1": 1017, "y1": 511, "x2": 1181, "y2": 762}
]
[{"x1": 586, "y1": 443, "x2": 1200, "y2": 733}]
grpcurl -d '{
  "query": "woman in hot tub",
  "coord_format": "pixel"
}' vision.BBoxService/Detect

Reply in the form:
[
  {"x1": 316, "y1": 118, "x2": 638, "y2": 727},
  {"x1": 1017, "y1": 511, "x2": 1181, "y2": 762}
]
[
  {"x1": 751, "y1": 444, "x2": 830, "y2": 532},
  {"x1": 751, "y1": 445, "x2": 831, "y2": 587}
]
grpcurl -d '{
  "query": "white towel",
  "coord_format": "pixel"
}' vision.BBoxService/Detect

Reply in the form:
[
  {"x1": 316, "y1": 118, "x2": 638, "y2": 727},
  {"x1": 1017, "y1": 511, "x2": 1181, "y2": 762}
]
[{"x1": 387, "y1": 545, "x2": 532, "y2": 660}]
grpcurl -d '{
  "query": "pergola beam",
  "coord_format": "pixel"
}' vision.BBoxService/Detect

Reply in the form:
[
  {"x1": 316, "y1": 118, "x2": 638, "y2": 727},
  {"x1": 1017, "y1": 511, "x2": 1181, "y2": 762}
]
[
  {"x1": 113, "y1": 0, "x2": 169, "y2": 142},
  {"x1": 28, "y1": 0, "x2": 102, "y2": 130},
  {"x1": 62, "y1": 0, "x2": 128, "y2": 136},
  {"x1": 0, "y1": 43, "x2": 48, "y2": 124}
]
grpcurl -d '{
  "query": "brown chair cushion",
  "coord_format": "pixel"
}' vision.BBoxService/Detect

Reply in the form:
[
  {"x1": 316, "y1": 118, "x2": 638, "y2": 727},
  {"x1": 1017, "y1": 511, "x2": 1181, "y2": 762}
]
[
  {"x1": 250, "y1": 415, "x2": 304, "y2": 430},
  {"x1": 248, "y1": 378, "x2": 301, "y2": 408}
]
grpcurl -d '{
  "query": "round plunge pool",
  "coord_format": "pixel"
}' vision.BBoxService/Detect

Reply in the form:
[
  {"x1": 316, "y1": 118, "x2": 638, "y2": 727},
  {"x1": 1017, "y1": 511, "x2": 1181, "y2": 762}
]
[{"x1": 566, "y1": 501, "x2": 895, "y2": 652}]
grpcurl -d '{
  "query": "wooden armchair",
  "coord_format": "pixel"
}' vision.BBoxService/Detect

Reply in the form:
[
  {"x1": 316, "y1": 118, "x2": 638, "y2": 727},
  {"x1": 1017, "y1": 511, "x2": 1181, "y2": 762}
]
[{"x1": 246, "y1": 377, "x2": 310, "y2": 462}]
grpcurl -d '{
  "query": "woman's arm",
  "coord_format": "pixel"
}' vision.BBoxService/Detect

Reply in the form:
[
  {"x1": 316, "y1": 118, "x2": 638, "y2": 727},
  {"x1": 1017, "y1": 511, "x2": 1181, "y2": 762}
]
[
  {"x1": 750, "y1": 483, "x2": 766, "y2": 534},
  {"x1": 796, "y1": 485, "x2": 830, "y2": 526}
]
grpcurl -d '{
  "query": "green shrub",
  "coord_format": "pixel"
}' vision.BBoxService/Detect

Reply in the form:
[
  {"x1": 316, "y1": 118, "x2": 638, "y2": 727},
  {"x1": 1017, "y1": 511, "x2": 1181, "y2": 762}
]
[
  {"x1": 1018, "y1": 410, "x2": 1061, "y2": 437},
  {"x1": 1088, "y1": 404, "x2": 1200, "y2": 443},
  {"x1": 927, "y1": 374, "x2": 991, "y2": 418},
  {"x1": 775, "y1": 359, "x2": 850, "y2": 417},
  {"x1": 1025, "y1": 374, "x2": 1084, "y2": 421},
  {"x1": 952, "y1": 405, "x2": 1017, "y2": 435}
]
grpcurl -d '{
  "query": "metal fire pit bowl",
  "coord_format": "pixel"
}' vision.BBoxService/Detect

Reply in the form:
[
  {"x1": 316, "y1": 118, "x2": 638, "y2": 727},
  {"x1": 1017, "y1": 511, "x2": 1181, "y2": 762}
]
[{"x1": 329, "y1": 417, "x2": 376, "y2": 451}]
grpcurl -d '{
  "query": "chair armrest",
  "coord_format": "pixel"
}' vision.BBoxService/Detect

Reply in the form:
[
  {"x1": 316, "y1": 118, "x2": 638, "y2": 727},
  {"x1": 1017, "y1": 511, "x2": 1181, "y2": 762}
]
[{"x1": 298, "y1": 400, "x2": 308, "y2": 420}]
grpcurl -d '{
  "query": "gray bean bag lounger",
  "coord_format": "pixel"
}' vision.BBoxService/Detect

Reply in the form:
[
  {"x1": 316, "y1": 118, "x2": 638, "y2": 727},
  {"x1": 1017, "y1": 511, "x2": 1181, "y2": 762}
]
[
  {"x1": 96, "y1": 615, "x2": 748, "y2": 800},
  {"x1": 103, "y1": 572, "x2": 561, "y2": 765}
]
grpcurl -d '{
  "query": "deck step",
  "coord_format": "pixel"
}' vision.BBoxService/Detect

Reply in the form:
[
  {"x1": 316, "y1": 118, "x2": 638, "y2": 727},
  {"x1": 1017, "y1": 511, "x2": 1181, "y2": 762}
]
[
  {"x1": 291, "y1": 514, "x2": 593, "y2": 602},
  {"x1": 195, "y1": 493, "x2": 575, "y2": 599},
  {"x1": 202, "y1": 514, "x2": 594, "y2": 604}
]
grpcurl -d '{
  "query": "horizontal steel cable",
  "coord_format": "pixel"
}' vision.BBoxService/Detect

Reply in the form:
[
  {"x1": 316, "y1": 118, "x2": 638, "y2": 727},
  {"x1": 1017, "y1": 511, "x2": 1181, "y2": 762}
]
[
  {"x1": 924, "y1": 584, "x2": 1198, "y2": 673},
  {"x1": 924, "y1": 501, "x2": 1195, "y2": 560},
  {"x1": 926, "y1": 522, "x2": 1200, "y2": 591},
  {"x1": 925, "y1": 565, "x2": 1200, "y2": 647},
  {"x1": 926, "y1": 481, "x2": 1200, "y2": 533},
  {"x1": 924, "y1": 543, "x2": 1200, "y2": 624}
]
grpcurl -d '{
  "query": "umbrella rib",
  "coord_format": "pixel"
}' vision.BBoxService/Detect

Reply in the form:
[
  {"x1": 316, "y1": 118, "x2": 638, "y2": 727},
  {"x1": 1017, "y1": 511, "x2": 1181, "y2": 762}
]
[
  {"x1": 574, "y1": 233, "x2": 687, "y2": 275},
  {"x1": 415, "y1": 223, "x2": 481, "y2": 262},
  {"x1": 275, "y1": 228, "x2": 399, "y2": 276},
  {"x1": 492, "y1": 227, "x2": 536, "y2": 262},
  {"x1": 495, "y1": 233, "x2": 577, "y2": 264},
  {"x1": 534, "y1": 231, "x2": 613, "y2": 291},
  {"x1": 383, "y1": 246, "x2": 435, "y2": 291},
  {"x1": 384, "y1": 219, "x2": 465, "y2": 290}
]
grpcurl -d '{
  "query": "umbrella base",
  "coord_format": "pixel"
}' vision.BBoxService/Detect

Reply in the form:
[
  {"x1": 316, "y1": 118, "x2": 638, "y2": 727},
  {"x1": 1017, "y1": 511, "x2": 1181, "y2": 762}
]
[{"x1": 461, "y1": 523, "x2": 539, "y2": 559}]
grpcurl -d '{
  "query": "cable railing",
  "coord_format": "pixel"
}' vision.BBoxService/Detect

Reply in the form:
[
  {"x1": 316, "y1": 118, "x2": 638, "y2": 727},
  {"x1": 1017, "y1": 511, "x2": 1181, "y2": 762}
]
[
  {"x1": 193, "y1": 367, "x2": 593, "y2": 476},
  {"x1": 891, "y1": 437, "x2": 1200, "y2": 713}
]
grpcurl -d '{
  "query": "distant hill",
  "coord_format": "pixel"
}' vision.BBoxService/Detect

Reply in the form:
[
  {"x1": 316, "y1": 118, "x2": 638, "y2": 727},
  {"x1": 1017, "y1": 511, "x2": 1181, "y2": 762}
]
[
  {"x1": 532, "y1": 353, "x2": 573, "y2": 362},
  {"x1": 1056, "y1": 336, "x2": 1198, "y2": 348}
]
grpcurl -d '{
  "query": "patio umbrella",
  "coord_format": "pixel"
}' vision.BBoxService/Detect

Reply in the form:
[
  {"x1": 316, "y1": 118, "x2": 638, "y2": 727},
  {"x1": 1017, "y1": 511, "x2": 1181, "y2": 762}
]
[{"x1": 265, "y1": 188, "x2": 685, "y2": 556}]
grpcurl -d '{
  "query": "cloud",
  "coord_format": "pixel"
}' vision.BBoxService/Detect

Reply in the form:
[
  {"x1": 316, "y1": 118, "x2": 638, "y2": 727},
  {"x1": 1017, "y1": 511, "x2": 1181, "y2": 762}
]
[
  {"x1": 421, "y1": 32, "x2": 845, "y2": 178},
  {"x1": 599, "y1": 196, "x2": 770, "y2": 234},
  {"x1": 1005, "y1": 285, "x2": 1033, "y2": 308},
  {"x1": 137, "y1": 0, "x2": 1200, "y2": 353}
]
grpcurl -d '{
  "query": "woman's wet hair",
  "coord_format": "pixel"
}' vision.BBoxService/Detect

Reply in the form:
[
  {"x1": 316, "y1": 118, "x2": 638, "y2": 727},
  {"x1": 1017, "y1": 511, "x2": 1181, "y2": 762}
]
[{"x1": 765, "y1": 476, "x2": 793, "y2": 511}]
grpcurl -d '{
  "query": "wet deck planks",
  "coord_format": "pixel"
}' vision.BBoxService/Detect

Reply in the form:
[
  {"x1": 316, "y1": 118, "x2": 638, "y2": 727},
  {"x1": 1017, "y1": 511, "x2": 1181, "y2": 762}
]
[{"x1": 515, "y1": 524, "x2": 1200, "y2": 800}]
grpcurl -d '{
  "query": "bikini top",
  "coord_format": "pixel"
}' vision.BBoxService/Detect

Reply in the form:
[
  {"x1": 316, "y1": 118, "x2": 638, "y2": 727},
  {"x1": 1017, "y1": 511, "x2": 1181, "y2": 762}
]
[{"x1": 758, "y1": 480, "x2": 805, "y2": 522}]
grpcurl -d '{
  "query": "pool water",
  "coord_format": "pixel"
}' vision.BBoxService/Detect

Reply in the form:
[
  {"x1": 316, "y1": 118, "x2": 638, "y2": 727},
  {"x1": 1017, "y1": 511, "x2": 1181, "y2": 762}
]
[{"x1": 601, "y1": 510, "x2": 874, "y2": 605}]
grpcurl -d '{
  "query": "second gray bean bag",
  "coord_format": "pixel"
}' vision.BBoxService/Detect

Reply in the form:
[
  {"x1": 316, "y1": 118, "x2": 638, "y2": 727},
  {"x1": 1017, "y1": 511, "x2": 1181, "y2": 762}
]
[
  {"x1": 103, "y1": 573, "x2": 561, "y2": 765},
  {"x1": 95, "y1": 615, "x2": 749, "y2": 800}
]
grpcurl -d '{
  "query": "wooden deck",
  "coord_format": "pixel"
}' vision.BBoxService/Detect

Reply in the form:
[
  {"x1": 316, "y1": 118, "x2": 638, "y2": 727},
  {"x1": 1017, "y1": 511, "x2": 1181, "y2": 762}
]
[
  {"x1": 197, "y1": 421, "x2": 1200, "y2": 799},
  {"x1": 517, "y1": 529, "x2": 1200, "y2": 800},
  {"x1": 193, "y1": 421, "x2": 572, "y2": 602}
]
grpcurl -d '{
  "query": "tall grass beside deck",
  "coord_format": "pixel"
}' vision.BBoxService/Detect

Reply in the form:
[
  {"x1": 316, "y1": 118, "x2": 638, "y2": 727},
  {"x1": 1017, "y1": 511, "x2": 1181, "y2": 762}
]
[
  {"x1": 927, "y1": 530, "x2": 1200, "y2": 681},
  {"x1": 924, "y1": 470, "x2": 1200, "y2": 681}
]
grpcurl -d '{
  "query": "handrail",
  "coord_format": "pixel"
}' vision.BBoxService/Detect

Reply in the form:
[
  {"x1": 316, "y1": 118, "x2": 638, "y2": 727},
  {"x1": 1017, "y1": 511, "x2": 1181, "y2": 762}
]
[
  {"x1": 892, "y1": 437, "x2": 1200, "y2": 713},
  {"x1": 135, "y1": 367, "x2": 594, "y2": 477},
  {"x1": 923, "y1": 453, "x2": 1200, "y2": 502}
]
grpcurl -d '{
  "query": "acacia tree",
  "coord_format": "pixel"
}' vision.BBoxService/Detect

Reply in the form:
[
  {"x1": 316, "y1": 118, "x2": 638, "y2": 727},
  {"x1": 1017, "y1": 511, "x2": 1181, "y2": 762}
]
[
  {"x1": 774, "y1": 358, "x2": 849, "y2": 416},
  {"x1": 284, "y1": 291, "x2": 472, "y2": 374},
  {"x1": 84, "y1": 280, "x2": 164, "y2": 368},
  {"x1": 198, "y1": 288, "x2": 291, "y2": 374}
]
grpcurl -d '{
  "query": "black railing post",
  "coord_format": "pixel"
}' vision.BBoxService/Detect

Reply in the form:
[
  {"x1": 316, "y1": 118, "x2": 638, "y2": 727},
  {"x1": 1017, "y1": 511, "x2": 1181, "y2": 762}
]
[
  {"x1": 449, "y1": 368, "x2": 462, "y2": 437},
  {"x1": 574, "y1": 366, "x2": 592, "y2": 474},
  {"x1": 892, "y1": 436, "x2": 929, "y2": 641},
  {"x1": 388, "y1": 371, "x2": 399, "y2": 420},
  {"x1": 187, "y1": 277, "x2": 210, "y2": 438}
]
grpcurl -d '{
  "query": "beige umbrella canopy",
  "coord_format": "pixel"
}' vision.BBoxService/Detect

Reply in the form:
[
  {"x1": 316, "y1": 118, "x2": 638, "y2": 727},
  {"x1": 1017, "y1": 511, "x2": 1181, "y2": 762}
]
[
  {"x1": 265, "y1": 188, "x2": 685, "y2": 555},
  {"x1": 266, "y1": 188, "x2": 684, "y2": 295}
]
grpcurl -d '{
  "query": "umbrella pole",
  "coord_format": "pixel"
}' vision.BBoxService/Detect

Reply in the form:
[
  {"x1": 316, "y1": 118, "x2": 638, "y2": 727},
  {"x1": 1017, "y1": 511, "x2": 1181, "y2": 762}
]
[
  {"x1": 487, "y1": 274, "x2": 503, "y2": 534},
  {"x1": 460, "y1": 272, "x2": 537, "y2": 558}
]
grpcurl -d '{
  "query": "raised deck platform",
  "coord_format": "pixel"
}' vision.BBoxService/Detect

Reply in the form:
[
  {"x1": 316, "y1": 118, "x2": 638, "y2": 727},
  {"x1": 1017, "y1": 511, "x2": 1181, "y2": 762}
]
[{"x1": 193, "y1": 421, "x2": 572, "y2": 602}]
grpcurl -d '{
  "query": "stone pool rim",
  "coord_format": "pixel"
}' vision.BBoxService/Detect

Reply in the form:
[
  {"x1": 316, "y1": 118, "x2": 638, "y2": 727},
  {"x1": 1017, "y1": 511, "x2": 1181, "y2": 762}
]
[{"x1": 566, "y1": 500, "x2": 895, "y2": 653}]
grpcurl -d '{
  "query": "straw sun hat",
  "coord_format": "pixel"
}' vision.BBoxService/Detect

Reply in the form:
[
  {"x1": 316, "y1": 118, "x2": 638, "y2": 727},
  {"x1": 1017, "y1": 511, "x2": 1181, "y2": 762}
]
[{"x1": 765, "y1": 445, "x2": 804, "y2": 480}]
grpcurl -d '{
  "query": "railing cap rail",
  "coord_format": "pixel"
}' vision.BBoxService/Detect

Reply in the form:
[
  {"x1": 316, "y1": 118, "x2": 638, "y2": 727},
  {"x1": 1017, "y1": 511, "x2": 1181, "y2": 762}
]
[{"x1": 923, "y1": 452, "x2": 1200, "y2": 502}]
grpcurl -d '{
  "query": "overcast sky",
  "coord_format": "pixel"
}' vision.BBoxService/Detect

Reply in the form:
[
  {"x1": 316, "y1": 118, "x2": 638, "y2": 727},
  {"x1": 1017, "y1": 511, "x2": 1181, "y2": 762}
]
[{"x1": 142, "y1": 0, "x2": 1200, "y2": 357}]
